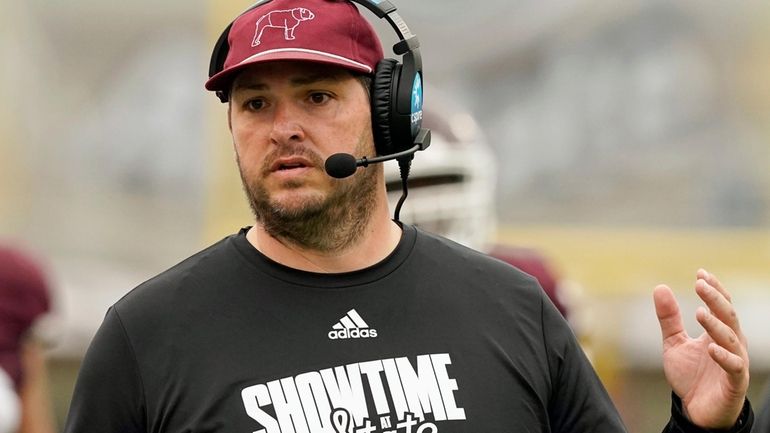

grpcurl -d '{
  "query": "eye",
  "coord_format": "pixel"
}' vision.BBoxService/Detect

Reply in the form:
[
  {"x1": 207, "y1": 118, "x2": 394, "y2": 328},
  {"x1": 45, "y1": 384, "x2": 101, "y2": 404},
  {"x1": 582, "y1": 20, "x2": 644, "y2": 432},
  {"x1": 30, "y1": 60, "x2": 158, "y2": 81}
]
[
  {"x1": 308, "y1": 92, "x2": 332, "y2": 105},
  {"x1": 244, "y1": 98, "x2": 266, "y2": 111}
]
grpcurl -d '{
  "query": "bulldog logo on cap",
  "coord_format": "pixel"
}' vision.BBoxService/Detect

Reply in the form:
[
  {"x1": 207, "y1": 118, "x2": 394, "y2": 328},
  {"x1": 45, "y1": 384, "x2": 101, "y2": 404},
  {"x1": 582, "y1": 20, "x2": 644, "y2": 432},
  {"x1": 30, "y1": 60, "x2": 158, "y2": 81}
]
[{"x1": 252, "y1": 7, "x2": 316, "y2": 47}]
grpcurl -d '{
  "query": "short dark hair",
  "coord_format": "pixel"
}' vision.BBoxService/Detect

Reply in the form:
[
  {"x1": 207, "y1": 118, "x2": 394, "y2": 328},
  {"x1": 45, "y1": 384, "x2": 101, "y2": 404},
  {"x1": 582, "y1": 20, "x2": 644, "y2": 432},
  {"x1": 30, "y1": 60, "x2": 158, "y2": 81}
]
[
  {"x1": 227, "y1": 70, "x2": 373, "y2": 104},
  {"x1": 355, "y1": 73, "x2": 373, "y2": 100}
]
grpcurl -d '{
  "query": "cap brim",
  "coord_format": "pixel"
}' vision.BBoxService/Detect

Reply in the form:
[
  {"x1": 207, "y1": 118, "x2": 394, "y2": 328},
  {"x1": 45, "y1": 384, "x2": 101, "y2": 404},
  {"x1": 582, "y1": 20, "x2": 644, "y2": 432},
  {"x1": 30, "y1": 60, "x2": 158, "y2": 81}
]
[{"x1": 205, "y1": 48, "x2": 375, "y2": 92}]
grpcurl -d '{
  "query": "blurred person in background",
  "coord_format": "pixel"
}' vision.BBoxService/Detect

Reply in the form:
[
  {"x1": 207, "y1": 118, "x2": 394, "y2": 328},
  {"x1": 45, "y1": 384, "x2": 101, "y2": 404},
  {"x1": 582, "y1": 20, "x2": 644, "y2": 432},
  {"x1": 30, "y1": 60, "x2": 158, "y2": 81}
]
[
  {"x1": 63, "y1": 0, "x2": 752, "y2": 432},
  {"x1": 0, "y1": 246, "x2": 56, "y2": 433},
  {"x1": 386, "y1": 102, "x2": 573, "y2": 319}
]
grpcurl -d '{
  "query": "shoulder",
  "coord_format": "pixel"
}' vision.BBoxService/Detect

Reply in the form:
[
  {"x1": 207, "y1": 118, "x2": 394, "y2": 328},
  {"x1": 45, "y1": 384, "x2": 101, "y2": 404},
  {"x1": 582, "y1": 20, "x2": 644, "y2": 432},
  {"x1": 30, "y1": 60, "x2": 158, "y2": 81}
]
[
  {"x1": 407, "y1": 227, "x2": 567, "y2": 346},
  {"x1": 112, "y1": 233, "x2": 244, "y2": 322},
  {"x1": 412, "y1": 227, "x2": 539, "y2": 282},
  {"x1": 409, "y1": 226, "x2": 544, "y2": 301}
]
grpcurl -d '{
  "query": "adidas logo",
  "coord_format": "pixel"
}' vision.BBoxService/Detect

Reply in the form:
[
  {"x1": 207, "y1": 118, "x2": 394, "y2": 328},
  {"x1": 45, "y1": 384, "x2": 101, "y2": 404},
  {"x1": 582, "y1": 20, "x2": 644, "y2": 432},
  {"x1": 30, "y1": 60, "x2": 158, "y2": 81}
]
[{"x1": 327, "y1": 309, "x2": 378, "y2": 340}]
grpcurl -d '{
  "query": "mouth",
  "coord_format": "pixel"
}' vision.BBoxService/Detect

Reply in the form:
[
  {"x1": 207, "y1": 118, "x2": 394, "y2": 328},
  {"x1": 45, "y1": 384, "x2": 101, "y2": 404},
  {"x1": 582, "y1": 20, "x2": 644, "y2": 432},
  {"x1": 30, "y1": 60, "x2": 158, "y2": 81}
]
[
  {"x1": 271, "y1": 157, "x2": 314, "y2": 173},
  {"x1": 278, "y1": 162, "x2": 306, "y2": 170}
]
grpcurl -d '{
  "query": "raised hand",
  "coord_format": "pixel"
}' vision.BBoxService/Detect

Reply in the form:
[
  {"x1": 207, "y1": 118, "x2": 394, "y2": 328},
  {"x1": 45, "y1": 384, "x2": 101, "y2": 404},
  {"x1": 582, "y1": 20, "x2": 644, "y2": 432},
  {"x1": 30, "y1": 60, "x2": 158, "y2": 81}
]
[{"x1": 653, "y1": 269, "x2": 749, "y2": 429}]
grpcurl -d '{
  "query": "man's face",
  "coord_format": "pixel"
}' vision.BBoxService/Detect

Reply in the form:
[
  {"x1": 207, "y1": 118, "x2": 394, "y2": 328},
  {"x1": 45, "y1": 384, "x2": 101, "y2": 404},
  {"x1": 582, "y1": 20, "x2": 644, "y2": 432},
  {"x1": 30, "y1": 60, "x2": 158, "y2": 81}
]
[{"x1": 229, "y1": 60, "x2": 380, "y2": 250}]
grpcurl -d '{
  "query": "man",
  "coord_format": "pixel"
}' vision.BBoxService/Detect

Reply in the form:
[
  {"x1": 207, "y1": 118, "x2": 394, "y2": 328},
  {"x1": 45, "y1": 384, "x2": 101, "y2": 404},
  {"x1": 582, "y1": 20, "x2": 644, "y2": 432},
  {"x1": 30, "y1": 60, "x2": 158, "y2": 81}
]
[{"x1": 63, "y1": 0, "x2": 752, "y2": 431}]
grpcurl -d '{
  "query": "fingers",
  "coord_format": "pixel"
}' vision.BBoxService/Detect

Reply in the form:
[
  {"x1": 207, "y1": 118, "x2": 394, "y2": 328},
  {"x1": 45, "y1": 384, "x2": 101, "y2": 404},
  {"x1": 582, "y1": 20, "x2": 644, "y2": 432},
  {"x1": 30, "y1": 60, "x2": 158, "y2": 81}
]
[
  {"x1": 707, "y1": 337, "x2": 749, "y2": 401},
  {"x1": 697, "y1": 268, "x2": 732, "y2": 303},
  {"x1": 707, "y1": 342, "x2": 746, "y2": 376},
  {"x1": 695, "y1": 285, "x2": 750, "y2": 394},
  {"x1": 694, "y1": 270, "x2": 742, "y2": 336},
  {"x1": 696, "y1": 306, "x2": 744, "y2": 357},
  {"x1": 653, "y1": 284, "x2": 687, "y2": 343}
]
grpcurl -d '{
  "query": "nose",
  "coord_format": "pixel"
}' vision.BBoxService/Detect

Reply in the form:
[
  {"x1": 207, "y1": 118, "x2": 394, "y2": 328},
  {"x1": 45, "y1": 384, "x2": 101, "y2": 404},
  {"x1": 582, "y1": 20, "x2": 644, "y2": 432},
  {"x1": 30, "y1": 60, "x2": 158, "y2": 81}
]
[{"x1": 269, "y1": 101, "x2": 305, "y2": 145}]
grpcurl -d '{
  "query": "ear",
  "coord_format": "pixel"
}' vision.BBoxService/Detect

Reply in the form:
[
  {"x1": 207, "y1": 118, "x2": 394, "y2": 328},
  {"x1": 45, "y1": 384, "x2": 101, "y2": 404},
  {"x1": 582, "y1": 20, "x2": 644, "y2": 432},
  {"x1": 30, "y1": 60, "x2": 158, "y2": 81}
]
[{"x1": 227, "y1": 103, "x2": 233, "y2": 131}]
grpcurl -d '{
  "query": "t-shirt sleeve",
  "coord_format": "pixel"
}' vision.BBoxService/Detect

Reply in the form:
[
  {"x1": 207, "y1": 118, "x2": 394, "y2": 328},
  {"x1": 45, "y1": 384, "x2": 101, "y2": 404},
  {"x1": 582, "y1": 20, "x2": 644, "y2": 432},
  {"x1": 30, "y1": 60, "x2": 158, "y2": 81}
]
[
  {"x1": 540, "y1": 289, "x2": 628, "y2": 432},
  {"x1": 661, "y1": 393, "x2": 753, "y2": 433},
  {"x1": 62, "y1": 307, "x2": 146, "y2": 433}
]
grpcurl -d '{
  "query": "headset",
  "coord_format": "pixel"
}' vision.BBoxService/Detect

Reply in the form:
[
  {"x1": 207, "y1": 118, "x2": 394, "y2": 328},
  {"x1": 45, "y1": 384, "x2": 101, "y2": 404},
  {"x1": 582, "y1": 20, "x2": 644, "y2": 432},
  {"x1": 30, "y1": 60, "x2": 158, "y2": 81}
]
[{"x1": 208, "y1": 0, "x2": 427, "y2": 159}]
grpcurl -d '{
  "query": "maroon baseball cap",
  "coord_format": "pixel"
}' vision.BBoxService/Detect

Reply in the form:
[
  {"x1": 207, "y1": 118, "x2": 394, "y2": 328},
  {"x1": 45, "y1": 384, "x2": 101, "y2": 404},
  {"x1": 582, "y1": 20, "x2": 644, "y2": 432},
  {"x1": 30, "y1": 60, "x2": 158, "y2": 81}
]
[{"x1": 205, "y1": 0, "x2": 385, "y2": 93}]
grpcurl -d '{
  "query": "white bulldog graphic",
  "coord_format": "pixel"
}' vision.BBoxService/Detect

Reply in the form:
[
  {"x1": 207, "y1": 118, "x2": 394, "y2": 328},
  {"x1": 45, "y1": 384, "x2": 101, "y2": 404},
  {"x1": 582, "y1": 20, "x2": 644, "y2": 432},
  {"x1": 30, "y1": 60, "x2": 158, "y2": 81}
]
[{"x1": 252, "y1": 8, "x2": 315, "y2": 47}]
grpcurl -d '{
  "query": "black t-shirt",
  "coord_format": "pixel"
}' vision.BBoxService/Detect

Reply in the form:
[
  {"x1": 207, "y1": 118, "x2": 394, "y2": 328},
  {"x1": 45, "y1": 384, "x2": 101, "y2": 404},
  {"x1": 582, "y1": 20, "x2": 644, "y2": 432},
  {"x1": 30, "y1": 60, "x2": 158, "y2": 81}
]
[{"x1": 63, "y1": 226, "x2": 751, "y2": 433}]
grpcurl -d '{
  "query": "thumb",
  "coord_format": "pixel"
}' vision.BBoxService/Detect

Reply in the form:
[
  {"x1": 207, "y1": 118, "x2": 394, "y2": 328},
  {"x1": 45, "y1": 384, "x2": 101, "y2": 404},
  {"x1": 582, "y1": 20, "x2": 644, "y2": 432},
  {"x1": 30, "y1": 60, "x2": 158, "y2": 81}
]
[{"x1": 654, "y1": 284, "x2": 687, "y2": 343}]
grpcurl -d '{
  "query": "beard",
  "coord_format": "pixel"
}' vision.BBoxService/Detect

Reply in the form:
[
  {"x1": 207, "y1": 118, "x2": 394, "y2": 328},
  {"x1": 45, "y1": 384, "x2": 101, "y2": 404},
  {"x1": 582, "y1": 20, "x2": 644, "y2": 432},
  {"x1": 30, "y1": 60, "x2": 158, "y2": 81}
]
[{"x1": 237, "y1": 141, "x2": 379, "y2": 253}]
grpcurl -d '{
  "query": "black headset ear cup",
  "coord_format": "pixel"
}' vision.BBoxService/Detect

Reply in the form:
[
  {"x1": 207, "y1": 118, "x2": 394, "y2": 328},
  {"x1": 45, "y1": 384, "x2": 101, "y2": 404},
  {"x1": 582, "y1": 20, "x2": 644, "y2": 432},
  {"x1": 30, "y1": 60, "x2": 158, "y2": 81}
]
[{"x1": 372, "y1": 58, "x2": 399, "y2": 156}]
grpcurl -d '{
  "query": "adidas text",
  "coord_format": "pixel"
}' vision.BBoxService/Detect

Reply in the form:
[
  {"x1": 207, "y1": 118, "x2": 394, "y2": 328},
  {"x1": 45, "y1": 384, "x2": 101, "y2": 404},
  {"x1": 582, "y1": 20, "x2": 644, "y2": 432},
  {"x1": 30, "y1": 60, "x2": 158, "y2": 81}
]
[{"x1": 328, "y1": 328, "x2": 378, "y2": 340}]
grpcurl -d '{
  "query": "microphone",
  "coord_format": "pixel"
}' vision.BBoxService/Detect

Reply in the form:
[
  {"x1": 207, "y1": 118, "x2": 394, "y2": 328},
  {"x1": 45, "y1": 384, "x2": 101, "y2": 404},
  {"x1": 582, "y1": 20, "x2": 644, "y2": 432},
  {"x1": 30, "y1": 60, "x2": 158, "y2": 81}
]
[
  {"x1": 324, "y1": 129, "x2": 431, "y2": 179},
  {"x1": 324, "y1": 153, "x2": 359, "y2": 179}
]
